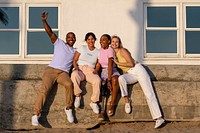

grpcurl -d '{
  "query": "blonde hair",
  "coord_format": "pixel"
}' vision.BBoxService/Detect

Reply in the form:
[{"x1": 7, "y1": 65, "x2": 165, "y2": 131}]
[{"x1": 111, "y1": 35, "x2": 123, "y2": 48}]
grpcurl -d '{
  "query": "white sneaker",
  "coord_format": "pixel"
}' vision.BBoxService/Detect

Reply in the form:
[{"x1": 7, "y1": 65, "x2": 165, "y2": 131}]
[
  {"x1": 125, "y1": 102, "x2": 131, "y2": 114},
  {"x1": 31, "y1": 115, "x2": 39, "y2": 126},
  {"x1": 90, "y1": 102, "x2": 99, "y2": 114},
  {"x1": 155, "y1": 118, "x2": 165, "y2": 128},
  {"x1": 74, "y1": 96, "x2": 81, "y2": 108},
  {"x1": 64, "y1": 108, "x2": 74, "y2": 123}
]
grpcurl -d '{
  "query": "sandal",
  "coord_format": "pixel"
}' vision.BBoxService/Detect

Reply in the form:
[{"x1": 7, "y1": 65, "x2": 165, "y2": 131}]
[
  {"x1": 108, "y1": 102, "x2": 115, "y2": 116},
  {"x1": 98, "y1": 111, "x2": 105, "y2": 121}
]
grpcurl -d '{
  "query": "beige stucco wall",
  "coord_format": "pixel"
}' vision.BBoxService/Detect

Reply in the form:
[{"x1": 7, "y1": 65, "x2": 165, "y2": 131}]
[{"x1": 61, "y1": 0, "x2": 143, "y2": 62}]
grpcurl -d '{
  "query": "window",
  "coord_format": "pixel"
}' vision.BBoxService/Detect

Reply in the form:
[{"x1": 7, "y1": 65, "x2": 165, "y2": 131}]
[
  {"x1": 27, "y1": 6, "x2": 58, "y2": 55},
  {"x1": 144, "y1": 3, "x2": 200, "y2": 64},
  {"x1": 144, "y1": 5, "x2": 178, "y2": 58},
  {"x1": 0, "y1": 7, "x2": 19, "y2": 55},
  {"x1": 0, "y1": 2, "x2": 59, "y2": 63},
  {"x1": 185, "y1": 6, "x2": 200, "y2": 55}
]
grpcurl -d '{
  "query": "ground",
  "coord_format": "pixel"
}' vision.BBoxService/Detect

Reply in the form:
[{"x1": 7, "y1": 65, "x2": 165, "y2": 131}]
[{"x1": 1, "y1": 121, "x2": 200, "y2": 133}]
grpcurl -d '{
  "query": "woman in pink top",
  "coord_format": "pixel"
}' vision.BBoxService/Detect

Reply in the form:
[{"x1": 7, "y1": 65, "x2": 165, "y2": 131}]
[{"x1": 98, "y1": 34, "x2": 120, "y2": 117}]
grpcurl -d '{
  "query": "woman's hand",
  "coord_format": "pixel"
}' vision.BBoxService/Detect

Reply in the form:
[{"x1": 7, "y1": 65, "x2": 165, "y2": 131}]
[
  {"x1": 93, "y1": 70, "x2": 98, "y2": 74},
  {"x1": 112, "y1": 58, "x2": 119, "y2": 65}
]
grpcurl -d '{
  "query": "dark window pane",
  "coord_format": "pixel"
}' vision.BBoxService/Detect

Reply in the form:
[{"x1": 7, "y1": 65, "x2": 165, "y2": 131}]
[
  {"x1": 147, "y1": 7, "x2": 176, "y2": 27},
  {"x1": 186, "y1": 6, "x2": 200, "y2": 28},
  {"x1": 146, "y1": 30, "x2": 177, "y2": 53},
  {"x1": 186, "y1": 31, "x2": 200, "y2": 54},
  {"x1": 0, "y1": 7, "x2": 19, "y2": 29},
  {"x1": 27, "y1": 32, "x2": 56, "y2": 54},
  {"x1": 29, "y1": 7, "x2": 58, "y2": 28},
  {"x1": 0, "y1": 31, "x2": 19, "y2": 54}
]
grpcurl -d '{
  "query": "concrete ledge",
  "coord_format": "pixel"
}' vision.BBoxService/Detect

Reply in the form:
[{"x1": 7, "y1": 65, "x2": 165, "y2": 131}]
[
  {"x1": 0, "y1": 64, "x2": 45, "y2": 80},
  {"x1": 1, "y1": 64, "x2": 200, "y2": 81},
  {"x1": 1, "y1": 80, "x2": 200, "y2": 130}
]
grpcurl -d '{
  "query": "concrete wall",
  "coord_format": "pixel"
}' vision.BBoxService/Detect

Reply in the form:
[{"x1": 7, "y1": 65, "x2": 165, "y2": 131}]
[{"x1": 1, "y1": 64, "x2": 200, "y2": 130}]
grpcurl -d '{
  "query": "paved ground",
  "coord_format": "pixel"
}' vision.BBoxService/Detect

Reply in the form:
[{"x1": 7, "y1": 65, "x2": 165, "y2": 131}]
[{"x1": 1, "y1": 121, "x2": 200, "y2": 133}]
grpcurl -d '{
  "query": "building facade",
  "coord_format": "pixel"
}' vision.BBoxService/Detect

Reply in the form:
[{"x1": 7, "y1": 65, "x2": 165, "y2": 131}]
[{"x1": 0, "y1": 0, "x2": 200, "y2": 65}]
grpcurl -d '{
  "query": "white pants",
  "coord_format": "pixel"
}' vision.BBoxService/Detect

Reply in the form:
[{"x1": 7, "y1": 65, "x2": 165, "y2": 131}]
[{"x1": 118, "y1": 63, "x2": 162, "y2": 119}]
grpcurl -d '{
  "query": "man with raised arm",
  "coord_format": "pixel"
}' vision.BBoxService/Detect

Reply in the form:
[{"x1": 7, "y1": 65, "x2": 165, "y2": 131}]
[{"x1": 31, "y1": 11, "x2": 76, "y2": 126}]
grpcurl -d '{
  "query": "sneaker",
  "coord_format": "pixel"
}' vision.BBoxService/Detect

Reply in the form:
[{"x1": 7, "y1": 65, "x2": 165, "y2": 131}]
[
  {"x1": 74, "y1": 96, "x2": 81, "y2": 108},
  {"x1": 125, "y1": 102, "x2": 131, "y2": 114},
  {"x1": 64, "y1": 108, "x2": 74, "y2": 123},
  {"x1": 154, "y1": 118, "x2": 165, "y2": 128},
  {"x1": 31, "y1": 115, "x2": 39, "y2": 126},
  {"x1": 90, "y1": 102, "x2": 99, "y2": 114}
]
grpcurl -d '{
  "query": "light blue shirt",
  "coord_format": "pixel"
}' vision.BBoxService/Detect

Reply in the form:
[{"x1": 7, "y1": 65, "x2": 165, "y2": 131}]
[
  {"x1": 48, "y1": 38, "x2": 76, "y2": 73},
  {"x1": 77, "y1": 45, "x2": 99, "y2": 68}
]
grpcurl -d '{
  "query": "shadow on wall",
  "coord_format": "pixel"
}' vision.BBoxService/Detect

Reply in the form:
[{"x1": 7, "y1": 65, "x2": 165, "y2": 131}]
[
  {"x1": 1, "y1": 65, "x2": 26, "y2": 129},
  {"x1": 128, "y1": 0, "x2": 165, "y2": 117},
  {"x1": 128, "y1": 0, "x2": 149, "y2": 63},
  {"x1": 1, "y1": 1, "x2": 25, "y2": 129}
]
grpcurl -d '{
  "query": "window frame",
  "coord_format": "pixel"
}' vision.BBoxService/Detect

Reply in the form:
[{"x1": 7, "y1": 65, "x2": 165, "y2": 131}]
[
  {"x1": 0, "y1": 4, "x2": 22, "y2": 59},
  {"x1": 0, "y1": 2, "x2": 60, "y2": 63},
  {"x1": 26, "y1": 4, "x2": 60, "y2": 59},
  {"x1": 143, "y1": 2, "x2": 200, "y2": 65},
  {"x1": 144, "y1": 4, "x2": 180, "y2": 58},
  {"x1": 183, "y1": 3, "x2": 200, "y2": 58}
]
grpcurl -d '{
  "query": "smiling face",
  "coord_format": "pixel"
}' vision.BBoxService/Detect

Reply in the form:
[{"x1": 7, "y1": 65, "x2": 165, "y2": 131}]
[
  {"x1": 111, "y1": 37, "x2": 120, "y2": 49},
  {"x1": 86, "y1": 35, "x2": 96, "y2": 48},
  {"x1": 66, "y1": 32, "x2": 76, "y2": 47},
  {"x1": 111, "y1": 36, "x2": 123, "y2": 50},
  {"x1": 100, "y1": 35, "x2": 111, "y2": 49}
]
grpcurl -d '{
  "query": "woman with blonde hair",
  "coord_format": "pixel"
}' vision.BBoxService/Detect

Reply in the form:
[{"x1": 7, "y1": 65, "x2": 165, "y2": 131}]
[{"x1": 111, "y1": 35, "x2": 165, "y2": 129}]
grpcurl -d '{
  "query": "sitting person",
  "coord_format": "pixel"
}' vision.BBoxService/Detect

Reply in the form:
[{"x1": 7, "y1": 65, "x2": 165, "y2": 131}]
[
  {"x1": 32, "y1": 12, "x2": 76, "y2": 125},
  {"x1": 111, "y1": 35, "x2": 165, "y2": 128},
  {"x1": 98, "y1": 34, "x2": 120, "y2": 117},
  {"x1": 71, "y1": 32, "x2": 101, "y2": 114}
]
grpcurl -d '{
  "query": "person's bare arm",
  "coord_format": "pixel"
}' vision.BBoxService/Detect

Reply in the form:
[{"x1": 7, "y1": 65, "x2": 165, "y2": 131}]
[
  {"x1": 107, "y1": 57, "x2": 113, "y2": 90},
  {"x1": 113, "y1": 48, "x2": 134, "y2": 67},
  {"x1": 41, "y1": 12, "x2": 57, "y2": 44},
  {"x1": 73, "y1": 51, "x2": 80, "y2": 71},
  {"x1": 93, "y1": 60, "x2": 101, "y2": 74}
]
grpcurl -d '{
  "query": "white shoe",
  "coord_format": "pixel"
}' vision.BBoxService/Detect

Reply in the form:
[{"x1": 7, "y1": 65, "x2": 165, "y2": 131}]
[
  {"x1": 74, "y1": 96, "x2": 81, "y2": 108},
  {"x1": 125, "y1": 102, "x2": 131, "y2": 114},
  {"x1": 64, "y1": 108, "x2": 74, "y2": 123},
  {"x1": 31, "y1": 115, "x2": 39, "y2": 126},
  {"x1": 155, "y1": 118, "x2": 165, "y2": 128},
  {"x1": 90, "y1": 102, "x2": 99, "y2": 114}
]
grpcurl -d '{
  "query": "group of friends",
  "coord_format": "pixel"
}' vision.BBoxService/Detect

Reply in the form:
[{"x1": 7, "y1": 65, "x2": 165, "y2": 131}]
[{"x1": 31, "y1": 11, "x2": 165, "y2": 129}]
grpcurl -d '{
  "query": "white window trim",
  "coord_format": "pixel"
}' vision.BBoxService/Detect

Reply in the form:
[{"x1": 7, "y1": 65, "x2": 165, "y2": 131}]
[
  {"x1": 0, "y1": 4, "x2": 22, "y2": 59},
  {"x1": 25, "y1": 3, "x2": 60, "y2": 59},
  {"x1": 143, "y1": 2, "x2": 200, "y2": 65},
  {"x1": 144, "y1": 4, "x2": 180, "y2": 58},
  {"x1": 183, "y1": 3, "x2": 200, "y2": 58},
  {"x1": 0, "y1": 1, "x2": 61, "y2": 64}
]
